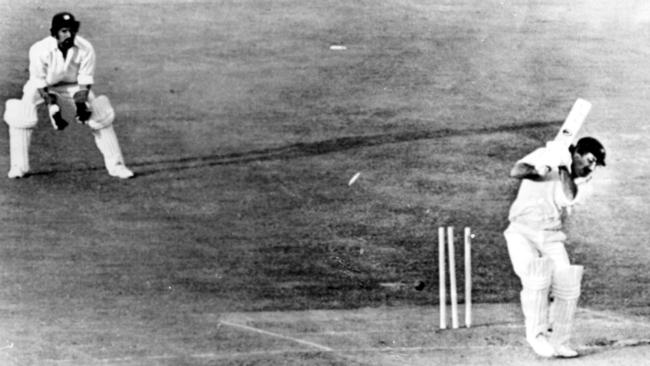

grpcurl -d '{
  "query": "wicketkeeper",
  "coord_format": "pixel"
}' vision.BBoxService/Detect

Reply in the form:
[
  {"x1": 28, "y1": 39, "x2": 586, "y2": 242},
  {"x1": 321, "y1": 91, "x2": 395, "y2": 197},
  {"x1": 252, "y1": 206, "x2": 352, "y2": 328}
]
[
  {"x1": 504, "y1": 137, "x2": 606, "y2": 358},
  {"x1": 3, "y1": 12, "x2": 133, "y2": 179}
]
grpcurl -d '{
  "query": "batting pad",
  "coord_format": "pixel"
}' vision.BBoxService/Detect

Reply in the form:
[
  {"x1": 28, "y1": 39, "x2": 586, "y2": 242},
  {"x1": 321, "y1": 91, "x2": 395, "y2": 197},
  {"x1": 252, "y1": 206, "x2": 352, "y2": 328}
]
[
  {"x1": 86, "y1": 95, "x2": 115, "y2": 130},
  {"x1": 552, "y1": 265, "x2": 583, "y2": 300},
  {"x1": 4, "y1": 99, "x2": 38, "y2": 129},
  {"x1": 522, "y1": 257, "x2": 554, "y2": 290},
  {"x1": 549, "y1": 265, "x2": 584, "y2": 345},
  {"x1": 520, "y1": 258, "x2": 554, "y2": 340}
]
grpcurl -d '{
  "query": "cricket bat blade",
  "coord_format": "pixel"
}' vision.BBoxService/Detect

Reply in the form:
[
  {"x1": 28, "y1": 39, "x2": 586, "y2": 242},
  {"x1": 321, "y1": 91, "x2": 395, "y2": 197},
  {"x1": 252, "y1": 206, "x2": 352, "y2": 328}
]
[{"x1": 555, "y1": 98, "x2": 592, "y2": 145}]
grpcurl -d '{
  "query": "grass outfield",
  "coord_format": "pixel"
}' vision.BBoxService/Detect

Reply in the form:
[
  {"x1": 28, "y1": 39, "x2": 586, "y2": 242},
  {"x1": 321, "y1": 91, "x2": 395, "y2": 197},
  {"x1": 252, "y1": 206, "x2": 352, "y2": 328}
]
[{"x1": 0, "y1": 0, "x2": 648, "y2": 364}]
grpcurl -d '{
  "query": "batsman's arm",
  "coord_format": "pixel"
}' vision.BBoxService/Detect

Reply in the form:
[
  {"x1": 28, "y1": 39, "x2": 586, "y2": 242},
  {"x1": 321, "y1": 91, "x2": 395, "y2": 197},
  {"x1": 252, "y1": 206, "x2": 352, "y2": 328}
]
[
  {"x1": 558, "y1": 166, "x2": 577, "y2": 200},
  {"x1": 511, "y1": 142, "x2": 573, "y2": 180},
  {"x1": 510, "y1": 162, "x2": 549, "y2": 180},
  {"x1": 510, "y1": 147, "x2": 556, "y2": 180}
]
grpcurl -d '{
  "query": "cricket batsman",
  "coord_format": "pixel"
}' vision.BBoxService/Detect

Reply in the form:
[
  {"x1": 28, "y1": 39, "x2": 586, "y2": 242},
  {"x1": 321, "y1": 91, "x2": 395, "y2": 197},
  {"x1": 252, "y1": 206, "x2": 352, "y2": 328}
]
[
  {"x1": 3, "y1": 12, "x2": 134, "y2": 179},
  {"x1": 504, "y1": 136, "x2": 606, "y2": 358}
]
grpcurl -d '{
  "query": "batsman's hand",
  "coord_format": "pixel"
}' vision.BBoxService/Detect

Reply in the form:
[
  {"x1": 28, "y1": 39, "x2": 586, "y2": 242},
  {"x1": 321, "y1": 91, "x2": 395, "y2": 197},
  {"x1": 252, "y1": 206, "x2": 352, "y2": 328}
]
[{"x1": 545, "y1": 140, "x2": 572, "y2": 169}]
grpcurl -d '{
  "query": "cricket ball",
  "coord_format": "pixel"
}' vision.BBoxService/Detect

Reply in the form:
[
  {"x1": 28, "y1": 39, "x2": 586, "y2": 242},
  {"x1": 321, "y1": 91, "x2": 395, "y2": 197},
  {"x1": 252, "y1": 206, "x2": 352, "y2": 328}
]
[{"x1": 414, "y1": 280, "x2": 425, "y2": 291}]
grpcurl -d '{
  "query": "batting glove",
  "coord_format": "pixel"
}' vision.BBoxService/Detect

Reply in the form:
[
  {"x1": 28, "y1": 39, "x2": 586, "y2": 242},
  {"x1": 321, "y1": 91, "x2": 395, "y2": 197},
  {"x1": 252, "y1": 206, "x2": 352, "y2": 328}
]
[{"x1": 545, "y1": 140, "x2": 572, "y2": 170}]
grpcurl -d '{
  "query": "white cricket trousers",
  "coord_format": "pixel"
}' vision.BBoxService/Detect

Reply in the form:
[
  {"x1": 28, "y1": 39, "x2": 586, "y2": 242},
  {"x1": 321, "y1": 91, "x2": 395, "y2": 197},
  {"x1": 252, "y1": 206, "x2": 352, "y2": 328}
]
[
  {"x1": 504, "y1": 222, "x2": 571, "y2": 276},
  {"x1": 504, "y1": 221, "x2": 583, "y2": 348}
]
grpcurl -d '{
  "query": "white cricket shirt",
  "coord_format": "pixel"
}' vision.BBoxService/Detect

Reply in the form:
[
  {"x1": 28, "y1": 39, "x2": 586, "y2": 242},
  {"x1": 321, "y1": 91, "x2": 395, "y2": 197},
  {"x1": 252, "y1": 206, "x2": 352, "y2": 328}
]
[
  {"x1": 508, "y1": 147, "x2": 592, "y2": 231},
  {"x1": 28, "y1": 35, "x2": 95, "y2": 89}
]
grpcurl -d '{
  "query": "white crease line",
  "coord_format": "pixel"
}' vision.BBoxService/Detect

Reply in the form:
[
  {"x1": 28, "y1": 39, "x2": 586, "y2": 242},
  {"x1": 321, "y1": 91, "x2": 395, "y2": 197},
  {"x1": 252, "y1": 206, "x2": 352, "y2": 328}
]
[
  {"x1": 344, "y1": 345, "x2": 505, "y2": 352},
  {"x1": 219, "y1": 320, "x2": 334, "y2": 352},
  {"x1": 316, "y1": 324, "x2": 523, "y2": 335},
  {"x1": 61, "y1": 345, "x2": 520, "y2": 364},
  {"x1": 579, "y1": 308, "x2": 650, "y2": 327},
  {"x1": 174, "y1": 346, "x2": 493, "y2": 359},
  {"x1": 47, "y1": 341, "x2": 650, "y2": 366}
]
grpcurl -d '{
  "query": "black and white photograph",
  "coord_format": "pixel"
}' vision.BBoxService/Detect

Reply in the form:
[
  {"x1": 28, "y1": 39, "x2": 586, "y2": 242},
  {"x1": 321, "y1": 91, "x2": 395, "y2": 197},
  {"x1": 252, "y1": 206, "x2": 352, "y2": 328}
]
[{"x1": 0, "y1": 1, "x2": 648, "y2": 365}]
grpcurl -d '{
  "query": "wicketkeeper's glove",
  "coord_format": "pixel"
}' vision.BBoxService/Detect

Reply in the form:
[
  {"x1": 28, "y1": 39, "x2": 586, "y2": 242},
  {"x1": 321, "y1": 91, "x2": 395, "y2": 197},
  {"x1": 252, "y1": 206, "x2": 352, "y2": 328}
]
[
  {"x1": 73, "y1": 89, "x2": 92, "y2": 123},
  {"x1": 39, "y1": 90, "x2": 68, "y2": 130},
  {"x1": 48, "y1": 104, "x2": 68, "y2": 130},
  {"x1": 38, "y1": 88, "x2": 55, "y2": 105}
]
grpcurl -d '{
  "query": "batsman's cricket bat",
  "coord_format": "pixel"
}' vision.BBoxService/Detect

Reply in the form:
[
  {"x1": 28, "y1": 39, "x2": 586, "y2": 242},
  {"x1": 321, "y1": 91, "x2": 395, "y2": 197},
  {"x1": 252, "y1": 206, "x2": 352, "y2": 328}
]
[{"x1": 554, "y1": 98, "x2": 592, "y2": 146}]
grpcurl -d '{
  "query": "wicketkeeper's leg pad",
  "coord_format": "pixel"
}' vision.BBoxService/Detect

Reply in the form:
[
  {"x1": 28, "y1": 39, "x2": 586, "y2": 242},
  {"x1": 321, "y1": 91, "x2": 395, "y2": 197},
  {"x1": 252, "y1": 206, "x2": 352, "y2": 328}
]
[
  {"x1": 4, "y1": 99, "x2": 37, "y2": 178},
  {"x1": 92, "y1": 125, "x2": 134, "y2": 178},
  {"x1": 8, "y1": 127, "x2": 32, "y2": 178},
  {"x1": 3, "y1": 99, "x2": 38, "y2": 129},
  {"x1": 86, "y1": 95, "x2": 115, "y2": 130},
  {"x1": 92, "y1": 125, "x2": 125, "y2": 169}
]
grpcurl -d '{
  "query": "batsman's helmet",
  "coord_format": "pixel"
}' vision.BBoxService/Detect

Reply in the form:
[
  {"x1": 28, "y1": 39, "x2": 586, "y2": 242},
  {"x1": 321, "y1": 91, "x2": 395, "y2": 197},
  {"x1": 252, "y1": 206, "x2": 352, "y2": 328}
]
[
  {"x1": 574, "y1": 137, "x2": 606, "y2": 166},
  {"x1": 50, "y1": 12, "x2": 80, "y2": 37}
]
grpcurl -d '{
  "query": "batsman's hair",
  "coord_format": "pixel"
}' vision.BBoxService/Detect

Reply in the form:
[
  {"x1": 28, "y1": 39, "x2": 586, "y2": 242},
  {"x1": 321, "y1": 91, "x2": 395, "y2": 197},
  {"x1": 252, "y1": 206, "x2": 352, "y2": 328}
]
[
  {"x1": 50, "y1": 12, "x2": 80, "y2": 37},
  {"x1": 570, "y1": 136, "x2": 606, "y2": 166}
]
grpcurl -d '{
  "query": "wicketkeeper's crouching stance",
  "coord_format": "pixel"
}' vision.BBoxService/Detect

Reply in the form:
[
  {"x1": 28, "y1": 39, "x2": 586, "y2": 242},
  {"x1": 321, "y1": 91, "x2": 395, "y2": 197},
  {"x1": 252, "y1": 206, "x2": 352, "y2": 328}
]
[
  {"x1": 504, "y1": 137, "x2": 606, "y2": 358},
  {"x1": 3, "y1": 12, "x2": 133, "y2": 179}
]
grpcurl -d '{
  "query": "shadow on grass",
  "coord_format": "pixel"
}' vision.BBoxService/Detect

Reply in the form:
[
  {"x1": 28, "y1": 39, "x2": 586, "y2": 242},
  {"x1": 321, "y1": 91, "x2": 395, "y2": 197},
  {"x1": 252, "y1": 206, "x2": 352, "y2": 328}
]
[{"x1": 27, "y1": 120, "x2": 561, "y2": 178}]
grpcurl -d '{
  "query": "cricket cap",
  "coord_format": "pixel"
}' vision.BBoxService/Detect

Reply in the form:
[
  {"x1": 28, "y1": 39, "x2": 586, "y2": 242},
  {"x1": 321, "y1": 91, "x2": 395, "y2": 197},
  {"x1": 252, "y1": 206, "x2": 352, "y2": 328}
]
[
  {"x1": 50, "y1": 12, "x2": 80, "y2": 36},
  {"x1": 575, "y1": 137, "x2": 606, "y2": 166}
]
